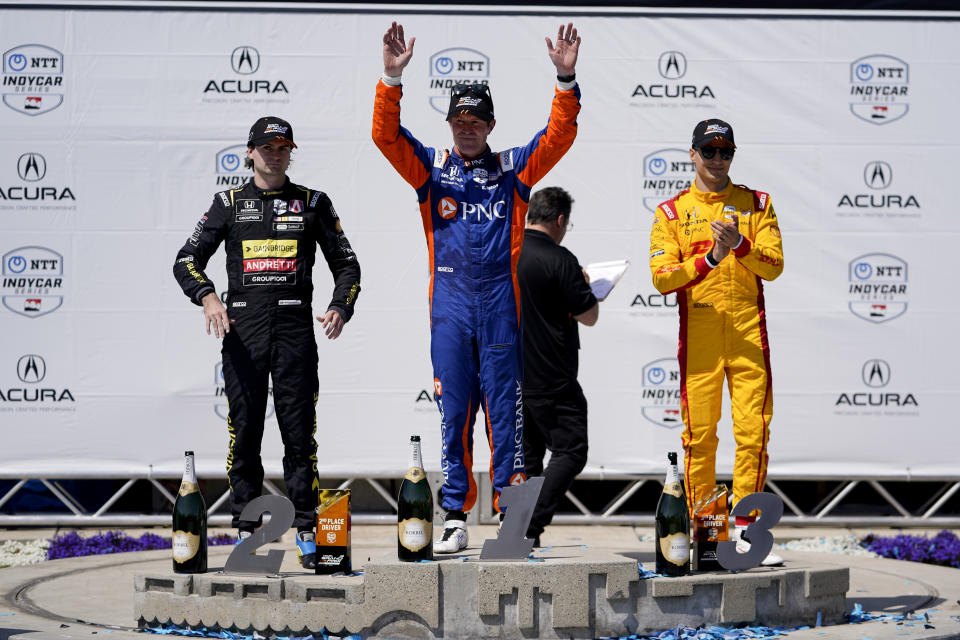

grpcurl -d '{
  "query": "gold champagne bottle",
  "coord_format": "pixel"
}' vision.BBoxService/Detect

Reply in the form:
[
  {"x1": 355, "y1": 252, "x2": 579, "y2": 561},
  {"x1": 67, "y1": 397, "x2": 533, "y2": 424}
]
[
  {"x1": 655, "y1": 451, "x2": 690, "y2": 576},
  {"x1": 172, "y1": 450, "x2": 207, "y2": 574},
  {"x1": 397, "y1": 435, "x2": 433, "y2": 561}
]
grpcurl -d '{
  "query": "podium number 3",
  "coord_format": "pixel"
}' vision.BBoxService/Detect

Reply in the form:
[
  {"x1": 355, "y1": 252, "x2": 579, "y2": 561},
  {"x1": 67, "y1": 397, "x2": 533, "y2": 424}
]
[
  {"x1": 223, "y1": 495, "x2": 295, "y2": 575},
  {"x1": 716, "y1": 492, "x2": 783, "y2": 571}
]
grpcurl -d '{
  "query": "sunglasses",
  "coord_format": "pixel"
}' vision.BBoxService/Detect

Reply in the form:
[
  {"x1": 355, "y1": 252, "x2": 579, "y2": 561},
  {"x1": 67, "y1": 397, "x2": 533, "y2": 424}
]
[
  {"x1": 451, "y1": 83, "x2": 492, "y2": 100},
  {"x1": 698, "y1": 146, "x2": 735, "y2": 161}
]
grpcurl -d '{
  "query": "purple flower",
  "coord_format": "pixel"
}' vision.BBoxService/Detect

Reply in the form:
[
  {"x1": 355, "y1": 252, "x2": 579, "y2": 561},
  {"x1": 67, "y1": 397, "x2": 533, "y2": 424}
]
[
  {"x1": 861, "y1": 530, "x2": 960, "y2": 568},
  {"x1": 47, "y1": 531, "x2": 236, "y2": 560}
]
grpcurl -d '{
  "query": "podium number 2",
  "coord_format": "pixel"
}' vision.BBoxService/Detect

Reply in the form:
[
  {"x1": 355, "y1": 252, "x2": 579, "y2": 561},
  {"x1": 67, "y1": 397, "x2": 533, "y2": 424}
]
[
  {"x1": 223, "y1": 495, "x2": 295, "y2": 575},
  {"x1": 716, "y1": 492, "x2": 783, "y2": 571}
]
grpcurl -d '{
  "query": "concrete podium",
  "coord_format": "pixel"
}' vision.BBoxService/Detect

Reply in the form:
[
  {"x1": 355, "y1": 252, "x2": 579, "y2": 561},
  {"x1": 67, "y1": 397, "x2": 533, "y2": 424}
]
[{"x1": 134, "y1": 542, "x2": 848, "y2": 639}]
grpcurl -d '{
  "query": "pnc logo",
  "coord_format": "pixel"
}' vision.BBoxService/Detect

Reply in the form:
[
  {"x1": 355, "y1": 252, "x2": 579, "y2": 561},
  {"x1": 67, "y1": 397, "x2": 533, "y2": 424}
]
[
  {"x1": 17, "y1": 153, "x2": 46, "y2": 182},
  {"x1": 433, "y1": 377, "x2": 443, "y2": 396},
  {"x1": 658, "y1": 51, "x2": 687, "y2": 79},
  {"x1": 438, "y1": 197, "x2": 457, "y2": 220},
  {"x1": 231, "y1": 46, "x2": 260, "y2": 75},
  {"x1": 510, "y1": 473, "x2": 526, "y2": 486}
]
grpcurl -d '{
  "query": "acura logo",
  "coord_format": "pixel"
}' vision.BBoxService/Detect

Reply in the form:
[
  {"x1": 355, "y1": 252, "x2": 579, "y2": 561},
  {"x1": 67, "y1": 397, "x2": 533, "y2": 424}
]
[
  {"x1": 231, "y1": 46, "x2": 260, "y2": 75},
  {"x1": 861, "y1": 359, "x2": 890, "y2": 388},
  {"x1": 863, "y1": 161, "x2": 892, "y2": 190},
  {"x1": 16, "y1": 354, "x2": 46, "y2": 383},
  {"x1": 17, "y1": 153, "x2": 46, "y2": 182},
  {"x1": 658, "y1": 51, "x2": 687, "y2": 79}
]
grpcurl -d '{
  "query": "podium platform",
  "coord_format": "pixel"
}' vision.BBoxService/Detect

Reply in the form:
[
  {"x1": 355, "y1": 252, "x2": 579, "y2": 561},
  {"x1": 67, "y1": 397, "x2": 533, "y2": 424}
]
[{"x1": 135, "y1": 541, "x2": 848, "y2": 639}]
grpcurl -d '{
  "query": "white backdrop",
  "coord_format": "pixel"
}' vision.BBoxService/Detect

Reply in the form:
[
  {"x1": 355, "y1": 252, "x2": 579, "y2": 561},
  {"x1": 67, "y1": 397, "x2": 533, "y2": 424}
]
[{"x1": 1, "y1": 7, "x2": 957, "y2": 479}]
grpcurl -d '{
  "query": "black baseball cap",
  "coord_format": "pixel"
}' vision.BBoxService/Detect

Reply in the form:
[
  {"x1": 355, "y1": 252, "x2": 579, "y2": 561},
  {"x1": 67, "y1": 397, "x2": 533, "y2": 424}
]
[
  {"x1": 691, "y1": 119, "x2": 735, "y2": 149},
  {"x1": 247, "y1": 116, "x2": 297, "y2": 148},
  {"x1": 446, "y1": 83, "x2": 495, "y2": 122}
]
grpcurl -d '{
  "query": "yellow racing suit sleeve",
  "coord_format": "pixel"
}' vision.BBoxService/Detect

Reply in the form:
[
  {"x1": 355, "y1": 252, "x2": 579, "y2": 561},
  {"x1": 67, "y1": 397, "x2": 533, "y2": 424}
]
[
  {"x1": 649, "y1": 199, "x2": 714, "y2": 295},
  {"x1": 732, "y1": 191, "x2": 784, "y2": 282}
]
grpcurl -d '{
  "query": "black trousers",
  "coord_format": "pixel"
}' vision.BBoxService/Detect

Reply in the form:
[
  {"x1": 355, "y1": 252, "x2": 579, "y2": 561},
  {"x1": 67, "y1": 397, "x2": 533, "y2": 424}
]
[
  {"x1": 523, "y1": 383, "x2": 589, "y2": 538},
  {"x1": 221, "y1": 304, "x2": 319, "y2": 530}
]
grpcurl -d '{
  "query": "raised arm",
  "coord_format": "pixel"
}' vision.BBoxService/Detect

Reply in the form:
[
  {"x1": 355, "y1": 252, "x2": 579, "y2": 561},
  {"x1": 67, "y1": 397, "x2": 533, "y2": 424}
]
[
  {"x1": 545, "y1": 22, "x2": 581, "y2": 76},
  {"x1": 383, "y1": 21, "x2": 415, "y2": 77}
]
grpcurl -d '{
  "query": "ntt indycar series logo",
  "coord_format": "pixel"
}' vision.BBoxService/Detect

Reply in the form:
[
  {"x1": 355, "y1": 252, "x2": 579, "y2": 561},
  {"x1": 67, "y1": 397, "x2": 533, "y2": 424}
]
[
  {"x1": 2, "y1": 44, "x2": 65, "y2": 116},
  {"x1": 849, "y1": 54, "x2": 909, "y2": 124},
  {"x1": 641, "y1": 357, "x2": 682, "y2": 429},
  {"x1": 215, "y1": 144, "x2": 252, "y2": 188},
  {"x1": 428, "y1": 48, "x2": 489, "y2": 115},
  {"x1": 631, "y1": 51, "x2": 716, "y2": 107},
  {"x1": 2, "y1": 246, "x2": 65, "y2": 318},
  {"x1": 848, "y1": 252, "x2": 908, "y2": 323},
  {"x1": 642, "y1": 149, "x2": 694, "y2": 212}
]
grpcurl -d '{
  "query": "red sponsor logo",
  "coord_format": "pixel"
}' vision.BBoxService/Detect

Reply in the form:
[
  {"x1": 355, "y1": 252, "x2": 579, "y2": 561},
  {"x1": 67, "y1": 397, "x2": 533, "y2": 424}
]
[
  {"x1": 433, "y1": 378, "x2": 443, "y2": 396},
  {"x1": 289, "y1": 200, "x2": 303, "y2": 213},
  {"x1": 510, "y1": 472, "x2": 527, "y2": 486},
  {"x1": 243, "y1": 258, "x2": 296, "y2": 272},
  {"x1": 438, "y1": 197, "x2": 457, "y2": 220}
]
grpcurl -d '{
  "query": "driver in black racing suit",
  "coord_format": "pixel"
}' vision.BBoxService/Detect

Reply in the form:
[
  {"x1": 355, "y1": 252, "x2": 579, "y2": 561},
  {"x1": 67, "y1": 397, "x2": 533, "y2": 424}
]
[{"x1": 172, "y1": 117, "x2": 361, "y2": 569}]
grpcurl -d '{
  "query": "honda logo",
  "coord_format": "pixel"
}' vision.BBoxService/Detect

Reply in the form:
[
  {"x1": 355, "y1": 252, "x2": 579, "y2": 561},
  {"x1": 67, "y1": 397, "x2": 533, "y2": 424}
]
[
  {"x1": 231, "y1": 46, "x2": 261, "y2": 75},
  {"x1": 658, "y1": 51, "x2": 687, "y2": 79},
  {"x1": 17, "y1": 153, "x2": 46, "y2": 182},
  {"x1": 16, "y1": 354, "x2": 46, "y2": 383}
]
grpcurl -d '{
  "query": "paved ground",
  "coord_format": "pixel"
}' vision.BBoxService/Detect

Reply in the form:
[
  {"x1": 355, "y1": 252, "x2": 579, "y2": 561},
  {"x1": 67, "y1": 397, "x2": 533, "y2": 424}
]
[{"x1": 0, "y1": 525, "x2": 958, "y2": 639}]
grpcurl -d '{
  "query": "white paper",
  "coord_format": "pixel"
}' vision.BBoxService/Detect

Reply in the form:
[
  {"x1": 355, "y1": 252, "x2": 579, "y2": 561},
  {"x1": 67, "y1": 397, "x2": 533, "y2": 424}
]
[{"x1": 585, "y1": 259, "x2": 630, "y2": 301}]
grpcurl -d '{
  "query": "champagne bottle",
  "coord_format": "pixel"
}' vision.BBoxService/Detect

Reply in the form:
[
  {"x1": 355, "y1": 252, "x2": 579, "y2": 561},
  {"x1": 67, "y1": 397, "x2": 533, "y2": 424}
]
[
  {"x1": 655, "y1": 451, "x2": 690, "y2": 576},
  {"x1": 397, "y1": 435, "x2": 433, "y2": 561},
  {"x1": 172, "y1": 450, "x2": 207, "y2": 574}
]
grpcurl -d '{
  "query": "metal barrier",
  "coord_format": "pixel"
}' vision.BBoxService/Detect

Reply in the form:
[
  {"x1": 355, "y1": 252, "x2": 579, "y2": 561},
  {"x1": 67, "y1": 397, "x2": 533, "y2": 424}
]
[{"x1": 1, "y1": 470, "x2": 958, "y2": 528}]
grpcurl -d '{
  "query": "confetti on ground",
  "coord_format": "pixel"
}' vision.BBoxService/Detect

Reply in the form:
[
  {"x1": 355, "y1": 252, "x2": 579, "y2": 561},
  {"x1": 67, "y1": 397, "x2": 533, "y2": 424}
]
[{"x1": 0, "y1": 539, "x2": 49, "y2": 567}]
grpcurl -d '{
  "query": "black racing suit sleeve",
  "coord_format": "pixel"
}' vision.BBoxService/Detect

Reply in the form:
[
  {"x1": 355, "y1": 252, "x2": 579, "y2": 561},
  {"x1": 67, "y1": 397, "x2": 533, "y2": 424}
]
[
  {"x1": 172, "y1": 194, "x2": 229, "y2": 306},
  {"x1": 314, "y1": 192, "x2": 361, "y2": 322}
]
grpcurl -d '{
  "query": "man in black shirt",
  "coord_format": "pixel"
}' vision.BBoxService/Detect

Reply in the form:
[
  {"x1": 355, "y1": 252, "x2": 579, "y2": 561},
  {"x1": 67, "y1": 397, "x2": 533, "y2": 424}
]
[{"x1": 517, "y1": 187, "x2": 598, "y2": 545}]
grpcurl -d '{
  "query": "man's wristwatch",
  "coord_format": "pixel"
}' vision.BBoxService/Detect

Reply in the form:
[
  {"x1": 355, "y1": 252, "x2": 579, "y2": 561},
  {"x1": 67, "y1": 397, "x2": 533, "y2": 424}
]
[{"x1": 556, "y1": 73, "x2": 576, "y2": 83}]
